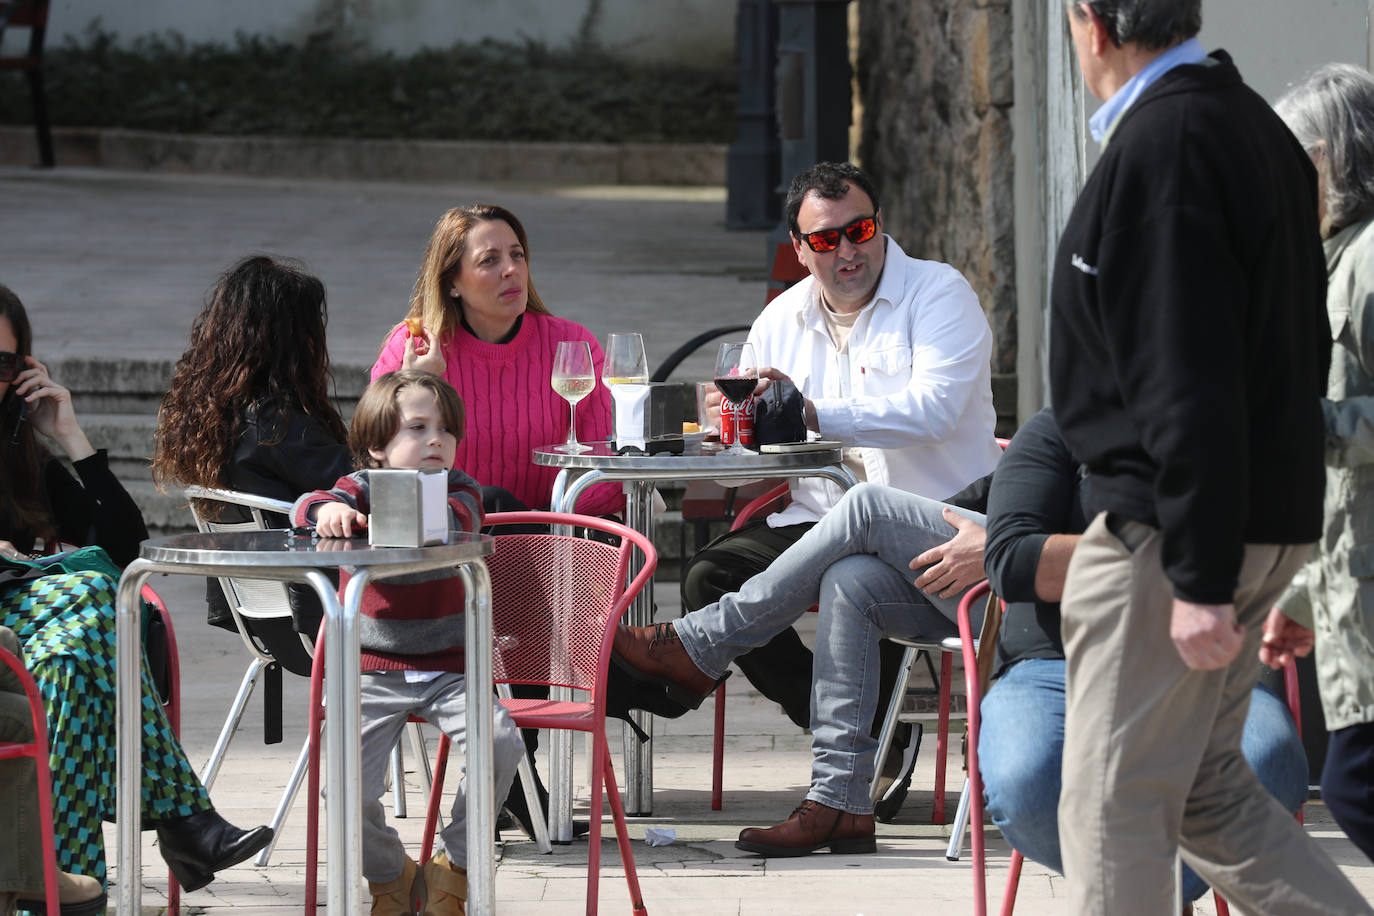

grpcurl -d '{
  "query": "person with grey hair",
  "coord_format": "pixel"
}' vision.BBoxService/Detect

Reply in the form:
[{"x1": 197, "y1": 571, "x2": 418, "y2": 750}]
[
  {"x1": 1267, "y1": 62, "x2": 1374, "y2": 864},
  {"x1": 1050, "y1": 2, "x2": 1371, "y2": 914}
]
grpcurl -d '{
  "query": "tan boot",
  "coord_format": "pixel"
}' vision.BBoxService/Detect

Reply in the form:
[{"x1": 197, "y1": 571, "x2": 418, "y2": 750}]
[
  {"x1": 368, "y1": 855, "x2": 420, "y2": 916},
  {"x1": 420, "y1": 852, "x2": 467, "y2": 916},
  {"x1": 16, "y1": 870, "x2": 106, "y2": 916}
]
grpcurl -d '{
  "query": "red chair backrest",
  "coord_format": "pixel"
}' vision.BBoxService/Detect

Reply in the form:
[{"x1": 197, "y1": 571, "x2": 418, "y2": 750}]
[{"x1": 484, "y1": 512, "x2": 656, "y2": 694}]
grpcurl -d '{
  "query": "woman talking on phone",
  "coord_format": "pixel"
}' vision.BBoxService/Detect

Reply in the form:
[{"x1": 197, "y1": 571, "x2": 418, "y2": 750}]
[{"x1": 0, "y1": 283, "x2": 271, "y2": 899}]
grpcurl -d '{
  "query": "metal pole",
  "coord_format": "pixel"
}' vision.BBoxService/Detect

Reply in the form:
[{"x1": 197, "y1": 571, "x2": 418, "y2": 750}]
[
  {"x1": 115, "y1": 563, "x2": 155, "y2": 916},
  {"x1": 460, "y1": 562, "x2": 496, "y2": 915},
  {"x1": 326, "y1": 569, "x2": 367, "y2": 916}
]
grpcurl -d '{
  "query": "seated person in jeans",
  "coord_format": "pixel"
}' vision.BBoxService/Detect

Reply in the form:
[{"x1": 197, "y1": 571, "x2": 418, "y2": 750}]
[{"x1": 978, "y1": 408, "x2": 1307, "y2": 909}]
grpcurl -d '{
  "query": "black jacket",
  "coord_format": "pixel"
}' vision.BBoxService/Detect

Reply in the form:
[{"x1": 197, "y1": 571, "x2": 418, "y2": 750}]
[
  {"x1": 203, "y1": 401, "x2": 354, "y2": 632},
  {"x1": 1049, "y1": 51, "x2": 1329, "y2": 603}
]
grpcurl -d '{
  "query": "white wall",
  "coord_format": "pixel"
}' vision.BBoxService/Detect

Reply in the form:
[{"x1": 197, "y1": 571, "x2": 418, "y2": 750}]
[
  {"x1": 1202, "y1": 0, "x2": 1368, "y2": 104},
  {"x1": 44, "y1": 0, "x2": 737, "y2": 68}
]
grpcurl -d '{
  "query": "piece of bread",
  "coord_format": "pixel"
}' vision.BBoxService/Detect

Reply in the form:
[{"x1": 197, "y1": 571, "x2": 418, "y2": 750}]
[{"x1": 405, "y1": 317, "x2": 423, "y2": 338}]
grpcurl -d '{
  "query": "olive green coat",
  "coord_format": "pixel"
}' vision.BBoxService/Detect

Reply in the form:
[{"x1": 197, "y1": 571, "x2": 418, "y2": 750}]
[{"x1": 1278, "y1": 217, "x2": 1374, "y2": 731}]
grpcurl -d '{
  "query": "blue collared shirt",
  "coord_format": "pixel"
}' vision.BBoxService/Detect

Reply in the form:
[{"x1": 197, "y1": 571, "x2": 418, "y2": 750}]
[{"x1": 1089, "y1": 37, "x2": 1208, "y2": 144}]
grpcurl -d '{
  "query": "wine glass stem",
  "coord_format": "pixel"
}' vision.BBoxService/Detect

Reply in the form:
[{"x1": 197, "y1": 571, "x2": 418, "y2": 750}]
[{"x1": 566, "y1": 400, "x2": 578, "y2": 447}]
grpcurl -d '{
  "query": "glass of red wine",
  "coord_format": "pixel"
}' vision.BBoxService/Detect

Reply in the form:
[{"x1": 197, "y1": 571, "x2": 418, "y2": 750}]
[{"x1": 713, "y1": 341, "x2": 759, "y2": 455}]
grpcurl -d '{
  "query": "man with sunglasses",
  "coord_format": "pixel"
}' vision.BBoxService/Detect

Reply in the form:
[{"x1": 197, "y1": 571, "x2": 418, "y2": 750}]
[{"x1": 673, "y1": 160, "x2": 1002, "y2": 833}]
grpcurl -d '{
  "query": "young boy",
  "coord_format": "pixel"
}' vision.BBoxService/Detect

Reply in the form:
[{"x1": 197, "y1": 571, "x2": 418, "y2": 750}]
[{"x1": 293, "y1": 370, "x2": 524, "y2": 916}]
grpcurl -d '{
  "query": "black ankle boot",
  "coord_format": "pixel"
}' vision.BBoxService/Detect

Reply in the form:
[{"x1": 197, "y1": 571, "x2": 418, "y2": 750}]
[{"x1": 155, "y1": 808, "x2": 273, "y2": 891}]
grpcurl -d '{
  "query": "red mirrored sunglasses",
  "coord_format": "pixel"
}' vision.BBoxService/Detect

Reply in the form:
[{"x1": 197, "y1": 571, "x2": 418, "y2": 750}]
[
  {"x1": 799, "y1": 215, "x2": 878, "y2": 253},
  {"x1": 0, "y1": 352, "x2": 19, "y2": 383}
]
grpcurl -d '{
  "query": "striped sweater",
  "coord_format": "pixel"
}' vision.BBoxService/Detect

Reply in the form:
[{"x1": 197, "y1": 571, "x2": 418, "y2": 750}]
[{"x1": 292, "y1": 468, "x2": 483, "y2": 673}]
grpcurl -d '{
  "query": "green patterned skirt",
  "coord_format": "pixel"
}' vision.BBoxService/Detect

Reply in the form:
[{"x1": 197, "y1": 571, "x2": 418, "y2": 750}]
[{"x1": 1, "y1": 569, "x2": 211, "y2": 885}]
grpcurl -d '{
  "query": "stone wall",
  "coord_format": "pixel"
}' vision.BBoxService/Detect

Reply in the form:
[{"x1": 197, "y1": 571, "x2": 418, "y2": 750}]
[{"x1": 857, "y1": 0, "x2": 1017, "y2": 389}]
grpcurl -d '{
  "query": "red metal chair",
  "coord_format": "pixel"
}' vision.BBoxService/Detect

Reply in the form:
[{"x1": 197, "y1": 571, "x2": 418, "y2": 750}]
[
  {"x1": 305, "y1": 512, "x2": 656, "y2": 916},
  {"x1": 0, "y1": 638, "x2": 60, "y2": 916},
  {"x1": 0, "y1": 0, "x2": 54, "y2": 167},
  {"x1": 963, "y1": 594, "x2": 1305, "y2": 916}
]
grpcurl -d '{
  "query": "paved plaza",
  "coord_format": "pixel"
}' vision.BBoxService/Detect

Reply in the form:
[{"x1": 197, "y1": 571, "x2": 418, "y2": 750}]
[{"x1": 2, "y1": 164, "x2": 1372, "y2": 913}]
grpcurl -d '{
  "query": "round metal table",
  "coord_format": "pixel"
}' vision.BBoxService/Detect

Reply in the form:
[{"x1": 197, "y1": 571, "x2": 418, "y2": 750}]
[
  {"x1": 114, "y1": 530, "x2": 496, "y2": 916},
  {"x1": 533, "y1": 441, "x2": 857, "y2": 833}
]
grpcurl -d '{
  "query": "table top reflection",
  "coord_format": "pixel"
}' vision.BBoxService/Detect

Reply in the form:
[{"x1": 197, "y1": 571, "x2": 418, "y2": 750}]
[
  {"x1": 532, "y1": 441, "x2": 843, "y2": 474},
  {"x1": 138, "y1": 529, "x2": 493, "y2": 569}
]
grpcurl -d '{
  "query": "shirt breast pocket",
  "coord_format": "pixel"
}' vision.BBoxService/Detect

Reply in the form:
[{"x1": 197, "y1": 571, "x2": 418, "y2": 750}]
[{"x1": 858, "y1": 345, "x2": 913, "y2": 395}]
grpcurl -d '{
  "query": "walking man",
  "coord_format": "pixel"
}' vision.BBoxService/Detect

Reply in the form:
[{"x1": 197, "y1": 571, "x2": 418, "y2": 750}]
[{"x1": 1050, "y1": 2, "x2": 1371, "y2": 913}]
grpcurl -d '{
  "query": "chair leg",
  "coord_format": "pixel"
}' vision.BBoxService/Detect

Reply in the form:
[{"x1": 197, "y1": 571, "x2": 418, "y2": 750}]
[
  {"x1": 255, "y1": 735, "x2": 312, "y2": 867},
  {"x1": 409, "y1": 719, "x2": 434, "y2": 804},
  {"x1": 24, "y1": 66, "x2": 53, "y2": 168},
  {"x1": 1001, "y1": 850, "x2": 1024, "y2": 916},
  {"x1": 585, "y1": 729, "x2": 606, "y2": 916},
  {"x1": 711, "y1": 680, "x2": 726, "y2": 810},
  {"x1": 514, "y1": 749, "x2": 553, "y2": 853},
  {"x1": 869, "y1": 645, "x2": 919, "y2": 804},
  {"x1": 933, "y1": 649, "x2": 953, "y2": 824},
  {"x1": 390, "y1": 740, "x2": 407, "y2": 817},
  {"x1": 421, "y1": 734, "x2": 451, "y2": 865},
  {"x1": 945, "y1": 776, "x2": 972, "y2": 861},
  {"x1": 200, "y1": 658, "x2": 265, "y2": 790},
  {"x1": 600, "y1": 734, "x2": 648, "y2": 916},
  {"x1": 305, "y1": 707, "x2": 325, "y2": 912}
]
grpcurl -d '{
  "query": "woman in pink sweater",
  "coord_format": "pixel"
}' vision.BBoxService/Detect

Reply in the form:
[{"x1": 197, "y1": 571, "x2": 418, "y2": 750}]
[{"x1": 372, "y1": 204, "x2": 621, "y2": 518}]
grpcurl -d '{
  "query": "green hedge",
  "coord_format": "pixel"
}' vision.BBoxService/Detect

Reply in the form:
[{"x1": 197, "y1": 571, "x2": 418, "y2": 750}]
[{"x1": 0, "y1": 30, "x2": 738, "y2": 143}]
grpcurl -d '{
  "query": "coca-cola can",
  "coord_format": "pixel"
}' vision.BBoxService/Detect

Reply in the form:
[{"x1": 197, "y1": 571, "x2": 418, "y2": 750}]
[{"x1": 720, "y1": 395, "x2": 755, "y2": 448}]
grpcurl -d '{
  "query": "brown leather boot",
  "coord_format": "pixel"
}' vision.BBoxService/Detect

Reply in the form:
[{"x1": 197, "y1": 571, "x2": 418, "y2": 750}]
[
  {"x1": 735, "y1": 799, "x2": 876, "y2": 857},
  {"x1": 611, "y1": 622, "x2": 723, "y2": 708},
  {"x1": 420, "y1": 852, "x2": 467, "y2": 916},
  {"x1": 368, "y1": 855, "x2": 420, "y2": 916}
]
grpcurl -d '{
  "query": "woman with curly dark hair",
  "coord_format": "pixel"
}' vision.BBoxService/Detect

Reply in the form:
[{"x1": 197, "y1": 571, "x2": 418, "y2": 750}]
[{"x1": 152, "y1": 255, "x2": 354, "y2": 635}]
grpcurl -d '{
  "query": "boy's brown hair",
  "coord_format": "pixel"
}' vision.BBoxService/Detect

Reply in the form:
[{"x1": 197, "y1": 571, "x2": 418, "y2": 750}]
[{"x1": 349, "y1": 370, "x2": 465, "y2": 469}]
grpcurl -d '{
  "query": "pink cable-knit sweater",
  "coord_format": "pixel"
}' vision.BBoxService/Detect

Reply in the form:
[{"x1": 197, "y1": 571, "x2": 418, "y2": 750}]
[{"x1": 372, "y1": 311, "x2": 623, "y2": 516}]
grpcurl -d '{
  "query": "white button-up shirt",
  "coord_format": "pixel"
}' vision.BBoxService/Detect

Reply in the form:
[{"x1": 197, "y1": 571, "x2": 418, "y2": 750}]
[{"x1": 750, "y1": 235, "x2": 1002, "y2": 526}]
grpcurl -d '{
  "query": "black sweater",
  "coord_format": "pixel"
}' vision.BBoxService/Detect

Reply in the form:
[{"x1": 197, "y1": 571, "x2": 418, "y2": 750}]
[
  {"x1": 1049, "y1": 50, "x2": 1329, "y2": 604},
  {"x1": 2, "y1": 450, "x2": 148, "y2": 566}
]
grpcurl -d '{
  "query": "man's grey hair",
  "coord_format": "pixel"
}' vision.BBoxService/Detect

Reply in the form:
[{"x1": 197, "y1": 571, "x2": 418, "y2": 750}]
[
  {"x1": 1276, "y1": 63, "x2": 1374, "y2": 235},
  {"x1": 1066, "y1": 0, "x2": 1201, "y2": 51}
]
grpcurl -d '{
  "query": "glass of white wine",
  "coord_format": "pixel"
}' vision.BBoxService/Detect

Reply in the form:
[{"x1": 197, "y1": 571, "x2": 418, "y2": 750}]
[{"x1": 551, "y1": 340, "x2": 595, "y2": 453}]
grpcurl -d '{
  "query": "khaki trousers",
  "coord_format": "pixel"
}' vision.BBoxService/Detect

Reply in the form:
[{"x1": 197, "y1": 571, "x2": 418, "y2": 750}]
[{"x1": 1058, "y1": 513, "x2": 1372, "y2": 915}]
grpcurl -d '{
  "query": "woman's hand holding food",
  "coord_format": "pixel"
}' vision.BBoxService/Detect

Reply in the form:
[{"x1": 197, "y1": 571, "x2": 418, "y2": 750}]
[{"x1": 400, "y1": 320, "x2": 447, "y2": 376}]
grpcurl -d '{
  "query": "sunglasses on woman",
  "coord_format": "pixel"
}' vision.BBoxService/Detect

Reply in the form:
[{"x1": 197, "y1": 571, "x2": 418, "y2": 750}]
[
  {"x1": 0, "y1": 352, "x2": 20, "y2": 383},
  {"x1": 798, "y1": 215, "x2": 879, "y2": 253}
]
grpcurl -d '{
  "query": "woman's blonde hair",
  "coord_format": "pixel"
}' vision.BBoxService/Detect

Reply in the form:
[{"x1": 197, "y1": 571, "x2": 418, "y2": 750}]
[
  {"x1": 384, "y1": 204, "x2": 550, "y2": 352},
  {"x1": 349, "y1": 370, "x2": 466, "y2": 469}
]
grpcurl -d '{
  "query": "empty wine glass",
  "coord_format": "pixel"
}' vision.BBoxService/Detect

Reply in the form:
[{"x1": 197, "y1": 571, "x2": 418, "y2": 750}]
[
  {"x1": 551, "y1": 340, "x2": 595, "y2": 453},
  {"x1": 602, "y1": 332, "x2": 649, "y2": 386},
  {"x1": 714, "y1": 341, "x2": 758, "y2": 455}
]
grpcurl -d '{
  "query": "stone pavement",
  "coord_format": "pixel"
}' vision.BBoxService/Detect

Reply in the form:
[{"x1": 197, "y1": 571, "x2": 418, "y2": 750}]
[
  {"x1": 118, "y1": 575, "x2": 1374, "y2": 916},
  {"x1": 3, "y1": 163, "x2": 1372, "y2": 913}
]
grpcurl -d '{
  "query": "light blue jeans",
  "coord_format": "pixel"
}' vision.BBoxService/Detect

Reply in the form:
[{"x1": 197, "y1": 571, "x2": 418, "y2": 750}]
[
  {"x1": 674, "y1": 483, "x2": 985, "y2": 813},
  {"x1": 979, "y1": 658, "x2": 1308, "y2": 903}
]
